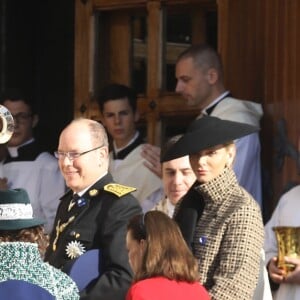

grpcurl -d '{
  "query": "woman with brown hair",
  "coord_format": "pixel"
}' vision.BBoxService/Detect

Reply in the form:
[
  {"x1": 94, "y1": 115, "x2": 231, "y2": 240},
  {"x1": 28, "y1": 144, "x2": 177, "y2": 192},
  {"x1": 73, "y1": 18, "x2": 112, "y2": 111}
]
[{"x1": 125, "y1": 210, "x2": 210, "y2": 300}]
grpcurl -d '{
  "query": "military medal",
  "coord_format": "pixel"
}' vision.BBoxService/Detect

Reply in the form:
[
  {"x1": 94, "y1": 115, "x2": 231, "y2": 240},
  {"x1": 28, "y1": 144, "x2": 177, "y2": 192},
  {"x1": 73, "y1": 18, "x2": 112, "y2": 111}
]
[{"x1": 66, "y1": 241, "x2": 86, "y2": 259}]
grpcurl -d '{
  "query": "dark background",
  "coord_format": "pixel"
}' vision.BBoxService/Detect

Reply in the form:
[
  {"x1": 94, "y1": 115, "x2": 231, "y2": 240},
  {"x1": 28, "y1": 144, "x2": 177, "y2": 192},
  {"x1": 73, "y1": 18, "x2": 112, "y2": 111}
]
[{"x1": 0, "y1": 0, "x2": 75, "y2": 153}]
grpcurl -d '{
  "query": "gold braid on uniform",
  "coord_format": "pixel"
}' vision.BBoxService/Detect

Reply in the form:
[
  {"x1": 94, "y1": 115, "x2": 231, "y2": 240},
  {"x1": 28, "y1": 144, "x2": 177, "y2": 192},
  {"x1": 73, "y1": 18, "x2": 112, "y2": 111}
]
[{"x1": 52, "y1": 216, "x2": 75, "y2": 251}]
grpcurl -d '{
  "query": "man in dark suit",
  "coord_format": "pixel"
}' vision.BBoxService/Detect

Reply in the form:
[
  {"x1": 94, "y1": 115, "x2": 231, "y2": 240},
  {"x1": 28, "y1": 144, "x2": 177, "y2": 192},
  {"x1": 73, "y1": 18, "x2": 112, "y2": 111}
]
[{"x1": 45, "y1": 118, "x2": 142, "y2": 299}]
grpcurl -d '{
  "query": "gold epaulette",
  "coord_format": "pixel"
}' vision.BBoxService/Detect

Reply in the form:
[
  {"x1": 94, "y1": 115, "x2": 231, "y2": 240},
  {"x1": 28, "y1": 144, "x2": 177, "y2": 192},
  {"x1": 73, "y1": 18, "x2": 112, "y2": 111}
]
[{"x1": 104, "y1": 183, "x2": 136, "y2": 197}]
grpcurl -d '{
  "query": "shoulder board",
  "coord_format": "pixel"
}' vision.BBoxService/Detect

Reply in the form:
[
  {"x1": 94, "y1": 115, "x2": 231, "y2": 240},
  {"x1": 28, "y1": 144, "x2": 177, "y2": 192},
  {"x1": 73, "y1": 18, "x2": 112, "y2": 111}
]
[{"x1": 104, "y1": 183, "x2": 136, "y2": 198}]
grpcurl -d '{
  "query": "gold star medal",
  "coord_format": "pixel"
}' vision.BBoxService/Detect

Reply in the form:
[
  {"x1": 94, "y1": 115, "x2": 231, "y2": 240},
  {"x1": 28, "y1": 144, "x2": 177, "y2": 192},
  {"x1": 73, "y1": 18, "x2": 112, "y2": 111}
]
[{"x1": 65, "y1": 241, "x2": 86, "y2": 259}]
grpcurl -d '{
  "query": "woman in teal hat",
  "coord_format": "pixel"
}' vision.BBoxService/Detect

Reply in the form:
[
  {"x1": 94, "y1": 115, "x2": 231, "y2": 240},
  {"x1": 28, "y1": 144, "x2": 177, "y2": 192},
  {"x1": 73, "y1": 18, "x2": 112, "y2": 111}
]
[{"x1": 0, "y1": 188, "x2": 79, "y2": 300}]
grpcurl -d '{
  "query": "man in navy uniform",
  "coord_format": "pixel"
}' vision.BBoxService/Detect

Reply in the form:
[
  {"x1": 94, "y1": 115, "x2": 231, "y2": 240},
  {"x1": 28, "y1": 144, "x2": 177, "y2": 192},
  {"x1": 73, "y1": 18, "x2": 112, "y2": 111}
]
[{"x1": 45, "y1": 118, "x2": 142, "y2": 299}]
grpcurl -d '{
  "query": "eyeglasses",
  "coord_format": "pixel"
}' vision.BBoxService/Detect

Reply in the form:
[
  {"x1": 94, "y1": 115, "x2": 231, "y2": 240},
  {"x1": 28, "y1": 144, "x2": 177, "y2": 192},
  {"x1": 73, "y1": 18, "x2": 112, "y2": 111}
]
[
  {"x1": 12, "y1": 112, "x2": 33, "y2": 124},
  {"x1": 54, "y1": 145, "x2": 103, "y2": 161}
]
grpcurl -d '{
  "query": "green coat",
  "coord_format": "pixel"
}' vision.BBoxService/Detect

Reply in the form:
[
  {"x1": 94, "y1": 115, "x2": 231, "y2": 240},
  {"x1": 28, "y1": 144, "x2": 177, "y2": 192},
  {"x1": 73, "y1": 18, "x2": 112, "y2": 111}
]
[{"x1": 0, "y1": 242, "x2": 79, "y2": 300}]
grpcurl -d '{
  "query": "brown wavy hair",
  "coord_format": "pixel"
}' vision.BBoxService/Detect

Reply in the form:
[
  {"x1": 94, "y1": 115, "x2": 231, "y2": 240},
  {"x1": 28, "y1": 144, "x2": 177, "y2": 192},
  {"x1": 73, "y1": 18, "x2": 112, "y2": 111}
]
[
  {"x1": 127, "y1": 210, "x2": 200, "y2": 283},
  {"x1": 0, "y1": 226, "x2": 49, "y2": 257}
]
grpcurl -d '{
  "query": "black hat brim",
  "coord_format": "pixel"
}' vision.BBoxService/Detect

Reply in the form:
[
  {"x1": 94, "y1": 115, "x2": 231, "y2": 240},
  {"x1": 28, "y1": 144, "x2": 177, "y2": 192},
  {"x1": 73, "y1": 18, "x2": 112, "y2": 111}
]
[{"x1": 161, "y1": 115, "x2": 259, "y2": 162}]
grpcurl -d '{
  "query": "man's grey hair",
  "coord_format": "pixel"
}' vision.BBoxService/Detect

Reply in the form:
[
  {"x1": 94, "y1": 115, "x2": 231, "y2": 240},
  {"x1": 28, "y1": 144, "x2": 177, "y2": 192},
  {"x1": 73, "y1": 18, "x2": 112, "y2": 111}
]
[{"x1": 71, "y1": 118, "x2": 109, "y2": 147}]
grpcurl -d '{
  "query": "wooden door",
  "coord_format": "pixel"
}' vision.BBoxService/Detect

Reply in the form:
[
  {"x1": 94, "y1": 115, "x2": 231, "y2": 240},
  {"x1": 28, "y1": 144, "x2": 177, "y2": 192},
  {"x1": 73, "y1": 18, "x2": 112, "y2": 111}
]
[{"x1": 74, "y1": 0, "x2": 217, "y2": 145}]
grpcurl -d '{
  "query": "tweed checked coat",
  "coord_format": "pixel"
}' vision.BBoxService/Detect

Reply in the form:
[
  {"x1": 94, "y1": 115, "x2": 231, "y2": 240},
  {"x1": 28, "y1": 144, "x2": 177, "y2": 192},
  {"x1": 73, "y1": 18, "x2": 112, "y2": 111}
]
[{"x1": 174, "y1": 167, "x2": 264, "y2": 300}]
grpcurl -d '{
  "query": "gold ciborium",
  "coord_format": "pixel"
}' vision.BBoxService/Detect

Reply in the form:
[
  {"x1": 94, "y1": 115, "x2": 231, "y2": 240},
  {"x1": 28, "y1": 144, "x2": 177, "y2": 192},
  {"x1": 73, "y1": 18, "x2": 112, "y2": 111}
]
[{"x1": 273, "y1": 226, "x2": 300, "y2": 274}]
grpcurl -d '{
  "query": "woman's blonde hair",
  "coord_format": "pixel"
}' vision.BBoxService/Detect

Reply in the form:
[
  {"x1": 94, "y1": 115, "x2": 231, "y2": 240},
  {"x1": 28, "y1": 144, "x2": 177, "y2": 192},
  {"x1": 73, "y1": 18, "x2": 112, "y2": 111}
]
[{"x1": 127, "y1": 211, "x2": 200, "y2": 283}]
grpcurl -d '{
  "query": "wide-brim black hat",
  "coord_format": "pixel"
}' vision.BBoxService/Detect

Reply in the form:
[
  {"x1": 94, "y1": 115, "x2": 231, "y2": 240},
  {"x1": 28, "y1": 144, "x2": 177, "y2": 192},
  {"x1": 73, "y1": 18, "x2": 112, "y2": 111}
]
[
  {"x1": 161, "y1": 115, "x2": 259, "y2": 162},
  {"x1": 0, "y1": 189, "x2": 44, "y2": 230}
]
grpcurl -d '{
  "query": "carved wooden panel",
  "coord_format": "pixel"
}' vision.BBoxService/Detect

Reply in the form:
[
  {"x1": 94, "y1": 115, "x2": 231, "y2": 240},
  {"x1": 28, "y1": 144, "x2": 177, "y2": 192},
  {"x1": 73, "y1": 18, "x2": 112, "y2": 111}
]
[
  {"x1": 74, "y1": 0, "x2": 217, "y2": 132},
  {"x1": 263, "y1": 0, "x2": 300, "y2": 216},
  {"x1": 217, "y1": 0, "x2": 300, "y2": 219}
]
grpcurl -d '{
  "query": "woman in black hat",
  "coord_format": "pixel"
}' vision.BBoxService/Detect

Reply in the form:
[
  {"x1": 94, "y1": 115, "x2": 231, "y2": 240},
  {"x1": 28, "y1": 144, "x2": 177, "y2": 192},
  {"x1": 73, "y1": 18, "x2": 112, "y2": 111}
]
[{"x1": 161, "y1": 115, "x2": 264, "y2": 300}]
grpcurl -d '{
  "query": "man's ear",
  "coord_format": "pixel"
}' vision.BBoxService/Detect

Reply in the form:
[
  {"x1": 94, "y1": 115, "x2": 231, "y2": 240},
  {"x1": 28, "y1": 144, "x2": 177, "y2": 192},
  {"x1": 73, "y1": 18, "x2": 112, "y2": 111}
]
[
  {"x1": 32, "y1": 114, "x2": 39, "y2": 128},
  {"x1": 207, "y1": 68, "x2": 218, "y2": 85},
  {"x1": 99, "y1": 145, "x2": 108, "y2": 158}
]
